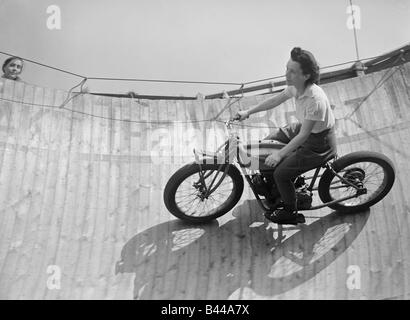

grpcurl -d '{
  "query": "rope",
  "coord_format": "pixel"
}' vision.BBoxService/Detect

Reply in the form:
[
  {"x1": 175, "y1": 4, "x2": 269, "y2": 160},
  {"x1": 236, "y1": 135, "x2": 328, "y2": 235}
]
[
  {"x1": 0, "y1": 50, "x2": 403, "y2": 88},
  {"x1": 0, "y1": 57, "x2": 403, "y2": 130},
  {"x1": 86, "y1": 77, "x2": 242, "y2": 86},
  {"x1": 0, "y1": 96, "x2": 213, "y2": 125},
  {"x1": 211, "y1": 84, "x2": 245, "y2": 121},
  {"x1": 0, "y1": 47, "x2": 407, "y2": 132},
  {"x1": 59, "y1": 78, "x2": 88, "y2": 108},
  {"x1": 0, "y1": 50, "x2": 86, "y2": 79},
  {"x1": 345, "y1": 52, "x2": 404, "y2": 119}
]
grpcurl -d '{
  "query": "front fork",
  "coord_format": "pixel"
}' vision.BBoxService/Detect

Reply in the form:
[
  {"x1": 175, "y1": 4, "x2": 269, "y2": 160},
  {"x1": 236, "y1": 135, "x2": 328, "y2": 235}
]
[
  {"x1": 194, "y1": 151, "x2": 231, "y2": 200},
  {"x1": 194, "y1": 141, "x2": 273, "y2": 209}
]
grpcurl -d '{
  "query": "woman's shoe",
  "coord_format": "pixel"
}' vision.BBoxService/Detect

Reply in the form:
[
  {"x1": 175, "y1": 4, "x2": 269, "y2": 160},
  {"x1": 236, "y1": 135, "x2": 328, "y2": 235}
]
[{"x1": 264, "y1": 208, "x2": 305, "y2": 225}]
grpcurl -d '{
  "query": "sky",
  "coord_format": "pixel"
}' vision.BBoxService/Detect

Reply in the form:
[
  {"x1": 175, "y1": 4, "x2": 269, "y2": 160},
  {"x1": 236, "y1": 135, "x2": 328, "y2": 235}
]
[{"x1": 0, "y1": 0, "x2": 409, "y2": 96}]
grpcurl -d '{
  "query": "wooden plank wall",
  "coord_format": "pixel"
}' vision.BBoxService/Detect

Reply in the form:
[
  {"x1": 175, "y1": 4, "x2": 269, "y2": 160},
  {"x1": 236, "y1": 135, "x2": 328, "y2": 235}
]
[{"x1": 0, "y1": 62, "x2": 409, "y2": 300}]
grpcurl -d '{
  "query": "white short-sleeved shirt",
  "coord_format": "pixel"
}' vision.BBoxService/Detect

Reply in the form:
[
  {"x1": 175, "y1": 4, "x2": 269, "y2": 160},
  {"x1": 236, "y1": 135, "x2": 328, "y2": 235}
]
[{"x1": 284, "y1": 84, "x2": 335, "y2": 133}]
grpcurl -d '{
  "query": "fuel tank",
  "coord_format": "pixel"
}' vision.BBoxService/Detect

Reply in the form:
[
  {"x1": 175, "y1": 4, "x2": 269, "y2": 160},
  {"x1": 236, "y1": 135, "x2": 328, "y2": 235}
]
[{"x1": 242, "y1": 139, "x2": 286, "y2": 171}]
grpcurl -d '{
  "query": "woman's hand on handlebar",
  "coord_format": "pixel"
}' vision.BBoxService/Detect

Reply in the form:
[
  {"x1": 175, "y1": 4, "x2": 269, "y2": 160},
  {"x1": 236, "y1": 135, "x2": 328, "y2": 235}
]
[{"x1": 233, "y1": 110, "x2": 250, "y2": 121}]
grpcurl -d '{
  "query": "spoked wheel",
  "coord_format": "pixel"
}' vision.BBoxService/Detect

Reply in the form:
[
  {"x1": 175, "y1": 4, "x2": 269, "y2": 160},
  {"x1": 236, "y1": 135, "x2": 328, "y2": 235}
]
[
  {"x1": 163, "y1": 162, "x2": 244, "y2": 222},
  {"x1": 318, "y1": 151, "x2": 395, "y2": 213}
]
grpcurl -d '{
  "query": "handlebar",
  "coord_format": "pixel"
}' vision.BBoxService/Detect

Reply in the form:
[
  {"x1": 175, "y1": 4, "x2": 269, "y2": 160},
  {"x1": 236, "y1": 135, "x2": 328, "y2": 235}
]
[
  {"x1": 232, "y1": 114, "x2": 241, "y2": 121},
  {"x1": 225, "y1": 118, "x2": 240, "y2": 132}
]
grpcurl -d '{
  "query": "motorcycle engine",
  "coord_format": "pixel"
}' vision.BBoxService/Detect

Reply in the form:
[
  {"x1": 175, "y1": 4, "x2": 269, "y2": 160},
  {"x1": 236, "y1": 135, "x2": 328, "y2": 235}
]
[
  {"x1": 252, "y1": 173, "x2": 313, "y2": 209},
  {"x1": 251, "y1": 174, "x2": 280, "y2": 199},
  {"x1": 251, "y1": 174, "x2": 269, "y2": 196},
  {"x1": 296, "y1": 185, "x2": 313, "y2": 209}
]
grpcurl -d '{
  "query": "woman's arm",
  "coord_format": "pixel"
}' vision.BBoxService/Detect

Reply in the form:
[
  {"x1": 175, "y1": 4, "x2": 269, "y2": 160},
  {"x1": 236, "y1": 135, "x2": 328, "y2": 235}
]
[
  {"x1": 265, "y1": 119, "x2": 316, "y2": 167},
  {"x1": 236, "y1": 90, "x2": 291, "y2": 120},
  {"x1": 247, "y1": 90, "x2": 291, "y2": 116},
  {"x1": 278, "y1": 120, "x2": 315, "y2": 158}
]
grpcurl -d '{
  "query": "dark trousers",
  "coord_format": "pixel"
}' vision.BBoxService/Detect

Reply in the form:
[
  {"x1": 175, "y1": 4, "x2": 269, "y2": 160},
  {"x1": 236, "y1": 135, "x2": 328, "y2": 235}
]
[{"x1": 263, "y1": 122, "x2": 337, "y2": 209}]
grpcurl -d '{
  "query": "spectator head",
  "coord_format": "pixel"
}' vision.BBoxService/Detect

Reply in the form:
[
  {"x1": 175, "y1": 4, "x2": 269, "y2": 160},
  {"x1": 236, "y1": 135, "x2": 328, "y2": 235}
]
[{"x1": 2, "y1": 56, "x2": 24, "y2": 81}]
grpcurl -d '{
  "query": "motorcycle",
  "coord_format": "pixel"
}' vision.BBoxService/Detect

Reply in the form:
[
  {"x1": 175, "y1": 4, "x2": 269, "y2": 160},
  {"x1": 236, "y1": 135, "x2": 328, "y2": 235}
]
[{"x1": 163, "y1": 118, "x2": 395, "y2": 224}]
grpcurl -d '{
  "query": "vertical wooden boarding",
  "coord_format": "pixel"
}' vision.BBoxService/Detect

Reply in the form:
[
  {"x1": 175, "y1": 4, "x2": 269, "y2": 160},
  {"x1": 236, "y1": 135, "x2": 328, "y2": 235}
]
[
  {"x1": 16, "y1": 85, "x2": 55, "y2": 299},
  {"x1": 0, "y1": 80, "x2": 25, "y2": 298},
  {"x1": 158, "y1": 99, "x2": 178, "y2": 299},
  {"x1": 346, "y1": 76, "x2": 369, "y2": 151},
  {"x1": 0, "y1": 80, "x2": 19, "y2": 286},
  {"x1": 111, "y1": 94, "x2": 128, "y2": 299},
  {"x1": 390, "y1": 123, "x2": 410, "y2": 298},
  {"x1": 105, "y1": 94, "x2": 125, "y2": 300},
  {"x1": 157, "y1": 98, "x2": 168, "y2": 218},
  {"x1": 111, "y1": 96, "x2": 134, "y2": 299},
  {"x1": 148, "y1": 99, "x2": 160, "y2": 224},
  {"x1": 30, "y1": 88, "x2": 69, "y2": 299},
  {"x1": 166, "y1": 98, "x2": 177, "y2": 166},
  {"x1": 154, "y1": 99, "x2": 169, "y2": 221},
  {"x1": 336, "y1": 79, "x2": 357, "y2": 155},
  {"x1": 365, "y1": 71, "x2": 403, "y2": 298},
  {"x1": 376, "y1": 72, "x2": 409, "y2": 298},
  {"x1": 135, "y1": 96, "x2": 152, "y2": 231},
  {"x1": 170, "y1": 99, "x2": 180, "y2": 168},
  {"x1": 42, "y1": 91, "x2": 79, "y2": 299},
  {"x1": 135, "y1": 97, "x2": 156, "y2": 299},
  {"x1": 322, "y1": 80, "x2": 345, "y2": 140},
  {"x1": 87, "y1": 94, "x2": 115, "y2": 299},
  {"x1": 126, "y1": 97, "x2": 142, "y2": 237},
  {"x1": 30, "y1": 87, "x2": 61, "y2": 300},
  {"x1": 55, "y1": 92, "x2": 89, "y2": 299},
  {"x1": 351, "y1": 71, "x2": 394, "y2": 299},
  {"x1": 168, "y1": 99, "x2": 188, "y2": 299},
  {"x1": 150, "y1": 99, "x2": 170, "y2": 299},
  {"x1": 79, "y1": 94, "x2": 113, "y2": 300},
  {"x1": 171, "y1": 99, "x2": 197, "y2": 299},
  {"x1": 161, "y1": 99, "x2": 177, "y2": 298},
  {"x1": 3, "y1": 82, "x2": 44, "y2": 299},
  {"x1": 378, "y1": 72, "x2": 397, "y2": 126},
  {"x1": 0, "y1": 80, "x2": 20, "y2": 250},
  {"x1": 384, "y1": 67, "x2": 407, "y2": 122},
  {"x1": 178, "y1": 99, "x2": 194, "y2": 166},
  {"x1": 138, "y1": 97, "x2": 152, "y2": 234},
  {"x1": 129, "y1": 97, "x2": 146, "y2": 298},
  {"x1": 331, "y1": 80, "x2": 350, "y2": 150},
  {"x1": 68, "y1": 93, "x2": 99, "y2": 299},
  {"x1": 379, "y1": 130, "x2": 406, "y2": 299}
]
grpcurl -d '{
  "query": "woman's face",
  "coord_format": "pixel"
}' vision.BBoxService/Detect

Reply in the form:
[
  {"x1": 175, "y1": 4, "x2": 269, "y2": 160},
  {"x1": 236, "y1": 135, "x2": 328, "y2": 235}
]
[
  {"x1": 3, "y1": 59, "x2": 23, "y2": 80},
  {"x1": 285, "y1": 59, "x2": 309, "y2": 88}
]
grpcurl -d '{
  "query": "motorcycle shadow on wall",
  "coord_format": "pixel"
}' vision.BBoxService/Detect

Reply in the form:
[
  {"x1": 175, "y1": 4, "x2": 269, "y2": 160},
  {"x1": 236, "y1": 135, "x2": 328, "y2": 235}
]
[{"x1": 116, "y1": 200, "x2": 370, "y2": 299}]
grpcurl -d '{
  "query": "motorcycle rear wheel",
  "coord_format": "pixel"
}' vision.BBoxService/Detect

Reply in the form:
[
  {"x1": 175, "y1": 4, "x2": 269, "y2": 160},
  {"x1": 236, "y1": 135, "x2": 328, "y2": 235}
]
[{"x1": 318, "y1": 151, "x2": 395, "y2": 213}]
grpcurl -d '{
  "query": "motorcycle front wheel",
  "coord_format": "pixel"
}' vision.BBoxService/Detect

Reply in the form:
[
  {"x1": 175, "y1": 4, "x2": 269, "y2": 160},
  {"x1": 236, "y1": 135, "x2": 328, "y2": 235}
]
[{"x1": 163, "y1": 162, "x2": 244, "y2": 223}]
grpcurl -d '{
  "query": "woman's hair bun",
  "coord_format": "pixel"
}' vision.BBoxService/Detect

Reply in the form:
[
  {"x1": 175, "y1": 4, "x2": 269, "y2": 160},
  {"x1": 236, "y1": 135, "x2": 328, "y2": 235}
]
[{"x1": 291, "y1": 47, "x2": 303, "y2": 59}]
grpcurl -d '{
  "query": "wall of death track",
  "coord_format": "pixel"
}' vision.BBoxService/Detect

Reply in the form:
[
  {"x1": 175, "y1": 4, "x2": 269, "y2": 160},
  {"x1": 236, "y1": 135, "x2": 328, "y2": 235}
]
[{"x1": 0, "y1": 63, "x2": 409, "y2": 299}]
